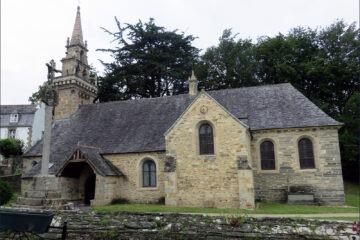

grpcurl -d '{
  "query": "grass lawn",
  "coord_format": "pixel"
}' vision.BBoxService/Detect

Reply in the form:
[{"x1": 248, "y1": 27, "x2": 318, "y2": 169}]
[
  {"x1": 94, "y1": 181, "x2": 359, "y2": 215},
  {"x1": 94, "y1": 202, "x2": 358, "y2": 215},
  {"x1": 344, "y1": 181, "x2": 360, "y2": 208}
]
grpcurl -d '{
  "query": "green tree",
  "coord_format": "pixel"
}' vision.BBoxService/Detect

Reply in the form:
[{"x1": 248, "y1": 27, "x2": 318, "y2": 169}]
[
  {"x1": 197, "y1": 20, "x2": 359, "y2": 181},
  {"x1": 196, "y1": 29, "x2": 258, "y2": 90},
  {"x1": 339, "y1": 92, "x2": 360, "y2": 182},
  {"x1": 0, "y1": 138, "x2": 23, "y2": 158},
  {"x1": 97, "y1": 18, "x2": 199, "y2": 101}
]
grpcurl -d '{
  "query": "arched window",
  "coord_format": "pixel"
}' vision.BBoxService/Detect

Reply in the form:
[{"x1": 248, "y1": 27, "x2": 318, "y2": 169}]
[
  {"x1": 142, "y1": 160, "x2": 156, "y2": 187},
  {"x1": 298, "y1": 138, "x2": 315, "y2": 169},
  {"x1": 260, "y1": 141, "x2": 276, "y2": 170},
  {"x1": 199, "y1": 123, "x2": 214, "y2": 155}
]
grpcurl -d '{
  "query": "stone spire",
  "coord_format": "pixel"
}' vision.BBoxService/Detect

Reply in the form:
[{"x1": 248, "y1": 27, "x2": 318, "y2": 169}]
[
  {"x1": 54, "y1": 6, "x2": 97, "y2": 120},
  {"x1": 61, "y1": 6, "x2": 89, "y2": 78},
  {"x1": 70, "y1": 6, "x2": 84, "y2": 46},
  {"x1": 189, "y1": 70, "x2": 198, "y2": 96}
]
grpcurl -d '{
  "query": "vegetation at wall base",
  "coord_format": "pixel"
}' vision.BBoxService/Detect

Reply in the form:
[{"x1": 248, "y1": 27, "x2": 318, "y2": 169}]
[
  {"x1": 0, "y1": 180, "x2": 14, "y2": 206},
  {"x1": 94, "y1": 181, "x2": 359, "y2": 215}
]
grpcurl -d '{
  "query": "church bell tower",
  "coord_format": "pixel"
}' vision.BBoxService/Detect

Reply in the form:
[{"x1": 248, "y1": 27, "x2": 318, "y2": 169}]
[{"x1": 53, "y1": 6, "x2": 97, "y2": 120}]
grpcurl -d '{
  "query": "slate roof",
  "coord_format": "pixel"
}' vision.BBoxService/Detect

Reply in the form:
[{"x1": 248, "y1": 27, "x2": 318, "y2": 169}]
[
  {"x1": 56, "y1": 146, "x2": 123, "y2": 176},
  {"x1": 23, "y1": 83, "x2": 341, "y2": 178},
  {"x1": 0, "y1": 105, "x2": 37, "y2": 127}
]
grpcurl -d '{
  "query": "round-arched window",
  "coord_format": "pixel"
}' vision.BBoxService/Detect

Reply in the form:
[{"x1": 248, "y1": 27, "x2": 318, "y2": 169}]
[
  {"x1": 199, "y1": 123, "x2": 214, "y2": 155},
  {"x1": 142, "y1": 160, "x2": 156, "y2": 187},
  {"x1": 298, "y1": 138, "x2": 315, "y2": 169},
  {"x1": 260, "y1": 141, "x2": 276, "y2": 170}
]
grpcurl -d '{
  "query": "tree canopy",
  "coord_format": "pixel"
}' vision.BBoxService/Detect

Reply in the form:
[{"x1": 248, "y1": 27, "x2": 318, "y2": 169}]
[
  {"x1": 196, "y1": 21, "x2": 359, "y2": 182},
  {"x1": 97, "y1": 19, "x2": 359, "y2": 181},
  {"x1": 0, "y1": 138, "x2": 23, "y2": 158},
  {"x1": 96, "y1": 18, "x2": 199, "y2": 102}
]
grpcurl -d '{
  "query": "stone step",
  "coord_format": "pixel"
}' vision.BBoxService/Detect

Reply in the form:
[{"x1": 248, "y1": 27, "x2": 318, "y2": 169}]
[
  {"x1": 24, "y1": 190, "x2": 61, "y2": 199},
  {"x1": 17, "y1": 197, "x2": 73, "y2": 206},
  {"x1": 11, "y1": 204, "x2": 48, "y2": 210},
  {"x1": 17, "y1": 197, "x2": 44, "y2": 206}
]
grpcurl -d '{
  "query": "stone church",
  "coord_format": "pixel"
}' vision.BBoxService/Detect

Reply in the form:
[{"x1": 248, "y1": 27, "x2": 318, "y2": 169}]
[{"x1": 21, "y1": 7, "x2": 345, "y2": 209}]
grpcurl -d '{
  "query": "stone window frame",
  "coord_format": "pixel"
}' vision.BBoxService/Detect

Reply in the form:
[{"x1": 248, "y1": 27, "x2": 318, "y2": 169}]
[
  {"x1": 295, "y1": 135, "x2": 318, "y2": 171},
  {"x1": 256, "y1": 138, "x2": 279, "y2": 172},
  {"x1": 195, "y1": 120, "x2": 216, "y2": 157},
  {"x1": 138, "y1": 157, "x2": 159, "y2": 191}
]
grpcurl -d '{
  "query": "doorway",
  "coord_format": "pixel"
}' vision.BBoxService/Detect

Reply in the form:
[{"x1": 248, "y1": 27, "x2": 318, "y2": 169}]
[{"x1": 84, "y1": 173, "x2": 96, "y2": 205}]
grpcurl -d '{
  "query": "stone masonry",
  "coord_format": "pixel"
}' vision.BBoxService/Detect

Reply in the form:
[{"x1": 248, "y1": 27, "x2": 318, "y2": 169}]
[
  {"x1": 250, "y1": 127, "x2": 344, "y2": 205},
  {"x1": 165, "y1": 93, "x2": 254, "y2": 208},
  {"x1": 105, "y1": 152, "x2": 166, "y2": 204}
]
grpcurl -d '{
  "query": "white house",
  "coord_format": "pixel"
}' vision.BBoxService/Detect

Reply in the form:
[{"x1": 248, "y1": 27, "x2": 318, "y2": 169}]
[{"x1": 0, "y1": 104, "x2": 45, "y2": 148}]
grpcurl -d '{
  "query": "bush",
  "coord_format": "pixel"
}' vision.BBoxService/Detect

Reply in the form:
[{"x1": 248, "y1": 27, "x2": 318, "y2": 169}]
[
  {"x1": 0, "y1": 180, "x2": 13, "y2": 205},
  {"x1": 157, "y1": 197, "x2": 165, "y2": 205},
  {"x1": 110, "y1": 198, "x2": 129, "y2": 205},
  {"x1": 0, "y1": 138, "x2": 23, "y2": 158}
]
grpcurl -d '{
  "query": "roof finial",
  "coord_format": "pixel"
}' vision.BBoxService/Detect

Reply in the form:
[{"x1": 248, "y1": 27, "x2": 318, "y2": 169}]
[
  {"x1": 188, "y1": 70, "x2": 198, "y2": 96},
  {"x1": 190, "y1": 70, "x2": 197, "y2": 81}
]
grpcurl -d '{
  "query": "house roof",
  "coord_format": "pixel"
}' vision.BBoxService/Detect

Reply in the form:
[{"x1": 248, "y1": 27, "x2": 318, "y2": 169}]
[
  {"x1": 23, "y1": 83, "x2": 341, "y2": 177},
  {"x1": 0, "y1": 104, "x2": 37, "y2": 127}
]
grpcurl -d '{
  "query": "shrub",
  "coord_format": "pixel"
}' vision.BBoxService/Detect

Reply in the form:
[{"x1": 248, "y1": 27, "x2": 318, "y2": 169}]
[
  {"x1": 0, "y1": 180, "x2": 13, "y2": 205},
  {"x1": 226, "y1": 214, "x2": 248, "y2": 228},
  {"x1": 110, "y1": 198, "x2": 129, "y2": 205},
  {"x1": 157, "y1": 197, "x2": 165, "y2": 205},
  {"x1": 0, "y1": 138, "x2": 24, "y2": 158}
]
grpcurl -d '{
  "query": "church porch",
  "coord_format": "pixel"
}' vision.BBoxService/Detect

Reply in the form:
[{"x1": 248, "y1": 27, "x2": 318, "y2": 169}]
[{"x1": 56, "y1": 147, "x2": 123, "y2": 206}]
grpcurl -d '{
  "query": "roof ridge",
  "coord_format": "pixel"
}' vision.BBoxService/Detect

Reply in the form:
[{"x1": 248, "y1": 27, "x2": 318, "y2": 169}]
[
  {"x1": 81, "y1": 83, "x2": 291, "y2": 108},
  {"x1": 207, "y1": 83, "x2": 292, "y2": 94},
  {"x1": 82, "y1": 93, "x2": 192, "y2": 108},
  {"x1": 77, "y1": 144, "x2": 101, "y2": 150}
]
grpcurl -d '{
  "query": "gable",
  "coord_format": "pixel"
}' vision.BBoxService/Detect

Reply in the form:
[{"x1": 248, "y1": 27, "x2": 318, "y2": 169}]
[
  {"x1": 56, "y1": 146, "x2": 122, "y2": 177},
  {"x1": 165, "y1": 92, "x2": 248, "y2": 138}
]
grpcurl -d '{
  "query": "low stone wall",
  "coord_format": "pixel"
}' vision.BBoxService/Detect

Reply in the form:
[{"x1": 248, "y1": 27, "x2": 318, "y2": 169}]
[
  {"x1": 0, "y1": 174, "x2": 21, "y2": 192},
  {"x1": 1, "y1": 210, "x2": 358, "y2": 239}
]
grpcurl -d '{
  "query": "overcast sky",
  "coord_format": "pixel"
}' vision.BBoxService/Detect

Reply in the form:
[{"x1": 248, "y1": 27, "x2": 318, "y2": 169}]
[{"x1": 1, "y1": 0, "x2": 358, "y2": 105}]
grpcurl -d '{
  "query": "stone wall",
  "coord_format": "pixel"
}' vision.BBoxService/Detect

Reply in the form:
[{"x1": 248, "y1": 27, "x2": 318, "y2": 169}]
[
  {"x1": 251, "y1": 127, "x2": 344, "y2": 205},
  {"x1": 92, "y1": 175, "x2": 122, "y2": 205},
  {"x1": 22, "y1": 156, "x2": 41, "y2": 174},
  {"x1": 165, "y1": 93, "x2": 253, "y2": 208},
  {"x1": 2, "y1": 210, "x2": 357, "y2": 239},
  {"x1": 60, "y1": 177, "x2": 80, "y2": 200},
  {"x1": 105, "y1": 152, "x2": 166, "y2": 204},
  {"x1": 54, "y1": 86, "x2": 94, "y2": 120}
]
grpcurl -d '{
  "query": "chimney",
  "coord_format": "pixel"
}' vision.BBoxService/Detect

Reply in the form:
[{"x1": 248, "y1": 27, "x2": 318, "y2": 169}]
[{"x1": 188, "y1": 70, "x2": 198, "y2": 96}]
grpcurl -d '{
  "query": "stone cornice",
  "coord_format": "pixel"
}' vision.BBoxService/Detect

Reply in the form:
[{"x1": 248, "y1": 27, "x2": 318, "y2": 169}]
[
  {"x1": 53, "y1": 76, "x2": 97, "y2": 94},
  {"x1": 250, "y1": 125, "x2": 342, "y2": 134}
]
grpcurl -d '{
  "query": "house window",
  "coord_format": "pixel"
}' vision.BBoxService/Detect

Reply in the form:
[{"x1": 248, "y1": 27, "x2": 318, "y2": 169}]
[
  {"x1": 8, "y1": 129, "x2": 16, "y2": 138},
  {"x1": 142, "y1": 159, "x2": 156, "y2": 187},
  {"x1": 298, "y1": 138, "x2": 315, "y2": 169},
  {"x1": 260, "y1": 141, "x2": 276, "y2": 170},
  {"x1": 10, "y1": 114, "x2": 19, "y2": 123},
  {"x1": 199, "y1": 123, "x2": 214, "y2": 155}
]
